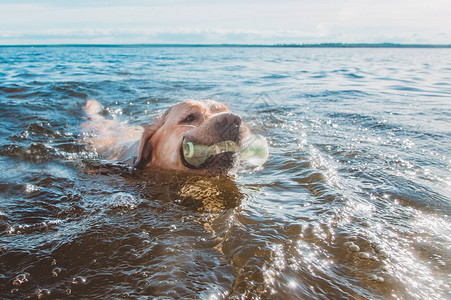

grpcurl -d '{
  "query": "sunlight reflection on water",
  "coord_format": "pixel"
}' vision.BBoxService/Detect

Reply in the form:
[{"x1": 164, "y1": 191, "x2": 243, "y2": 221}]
[{"x1": 0, "y1": 46, "x2": 450, "y2": 299}]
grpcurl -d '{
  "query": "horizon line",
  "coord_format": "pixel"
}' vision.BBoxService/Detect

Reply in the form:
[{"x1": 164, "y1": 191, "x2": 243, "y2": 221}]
[{"x1": 1, "y1": 42, "x2": 451, "y2": 48}]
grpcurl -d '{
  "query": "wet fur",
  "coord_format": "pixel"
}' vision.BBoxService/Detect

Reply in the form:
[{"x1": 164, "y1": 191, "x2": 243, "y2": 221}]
[{"x1": 82, "y1": 99, "x2": 250, "y2": 175}]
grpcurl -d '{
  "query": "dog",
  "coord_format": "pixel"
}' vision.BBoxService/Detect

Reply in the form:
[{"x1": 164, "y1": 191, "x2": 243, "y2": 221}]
[{"x1": 82, "y1": 99, "x2": 251, "y2": 175}]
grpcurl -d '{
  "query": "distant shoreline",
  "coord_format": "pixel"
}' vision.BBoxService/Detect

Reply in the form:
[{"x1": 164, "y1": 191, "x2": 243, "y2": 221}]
[{"x1": 1, "y1": 43, "x2": 451, "y2": 48}]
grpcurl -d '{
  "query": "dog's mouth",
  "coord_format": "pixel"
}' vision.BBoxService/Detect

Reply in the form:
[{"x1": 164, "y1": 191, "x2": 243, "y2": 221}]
[{"x1": 180, "y1": 138, "x2": 239, "y2": 173}]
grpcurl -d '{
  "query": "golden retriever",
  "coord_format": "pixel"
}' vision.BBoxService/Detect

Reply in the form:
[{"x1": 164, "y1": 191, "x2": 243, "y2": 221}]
[{"x1": 82, "y1": 99, "x2": 251, "y2": 175}]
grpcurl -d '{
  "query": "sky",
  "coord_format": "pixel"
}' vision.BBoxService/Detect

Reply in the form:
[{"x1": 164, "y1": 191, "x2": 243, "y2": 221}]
[{"x1": 1, "y1": 0, "x2": 450, "y2": 45}]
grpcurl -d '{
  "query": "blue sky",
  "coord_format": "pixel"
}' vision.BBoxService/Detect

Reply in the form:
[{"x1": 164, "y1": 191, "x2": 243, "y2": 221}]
[{"x1": 1, "y1": 0, "x2": 450, "y2": 45}]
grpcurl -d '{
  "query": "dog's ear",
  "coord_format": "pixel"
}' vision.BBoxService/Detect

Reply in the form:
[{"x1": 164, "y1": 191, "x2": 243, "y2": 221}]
[
  {"x1": 134, "y1": 107, "x2": 172, "y2": 169},
  {"x1": 134, "y1": 123, "x2": 159, "y2": 169}
]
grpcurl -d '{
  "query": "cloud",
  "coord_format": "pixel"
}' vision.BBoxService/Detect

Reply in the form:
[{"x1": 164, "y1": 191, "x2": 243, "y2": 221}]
[
  {"x1": 0, "y1": 28, "x2": 333, "y2": 44},
  {"x1": 1, "y1": 1, "x2": 450, "y2": 44},
  {"x1": 2, "y1": 27, "x2": 450, "y2": 45}
]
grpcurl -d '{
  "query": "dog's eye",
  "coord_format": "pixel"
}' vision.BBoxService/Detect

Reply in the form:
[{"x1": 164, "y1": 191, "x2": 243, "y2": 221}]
[{"x1": 181, "y1": 114, "x2": 196, "y2": 123}]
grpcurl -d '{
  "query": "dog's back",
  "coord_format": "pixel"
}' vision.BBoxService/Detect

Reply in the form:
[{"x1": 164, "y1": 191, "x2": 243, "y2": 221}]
[{"x1": 81, "y1": 100, "x2": 143, "y2": 164}]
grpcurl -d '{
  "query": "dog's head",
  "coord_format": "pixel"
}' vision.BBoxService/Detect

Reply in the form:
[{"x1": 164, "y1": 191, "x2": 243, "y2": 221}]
[{"x1": 135, "y1": 99, "x2": 250, "y2": 175}]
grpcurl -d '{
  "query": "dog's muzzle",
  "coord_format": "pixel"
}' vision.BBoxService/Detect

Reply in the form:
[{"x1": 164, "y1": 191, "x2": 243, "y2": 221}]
[{"x1": 215, "y1": 113, "x2": 242, "y2": 142}]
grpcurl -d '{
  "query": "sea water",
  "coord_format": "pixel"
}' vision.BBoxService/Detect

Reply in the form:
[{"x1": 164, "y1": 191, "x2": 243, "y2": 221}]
[{"x1": 0, "y1": 46, "x2": 450, "y2": 299}]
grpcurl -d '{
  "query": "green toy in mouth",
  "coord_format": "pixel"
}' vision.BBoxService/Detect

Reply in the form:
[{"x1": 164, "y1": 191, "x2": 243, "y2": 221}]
[{"x1": 182, "y1": 134, "x2": 269, "y2": 168}]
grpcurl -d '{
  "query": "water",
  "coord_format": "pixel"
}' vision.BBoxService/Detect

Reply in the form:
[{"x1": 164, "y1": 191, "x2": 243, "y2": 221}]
[{"x1": 0, "y1": 46, "x2": 450, "y2": 299}]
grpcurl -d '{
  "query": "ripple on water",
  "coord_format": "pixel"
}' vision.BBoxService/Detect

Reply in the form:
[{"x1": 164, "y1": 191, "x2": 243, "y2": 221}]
[
  {"x1": 1, "y1": 47, "x2": 450, "y2": 299},
  {"x1": 109, "y1": 192, "x2": 140, "y2": 210}
]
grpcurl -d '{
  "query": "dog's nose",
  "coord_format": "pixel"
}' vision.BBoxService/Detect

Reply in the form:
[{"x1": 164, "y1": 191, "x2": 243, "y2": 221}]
[
  {"x1": 215, "y1": 113, "x2": 241, "y2": 128},
  {"x1": 215, "y1": 113, "x2": 242, "y2": 142}
]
